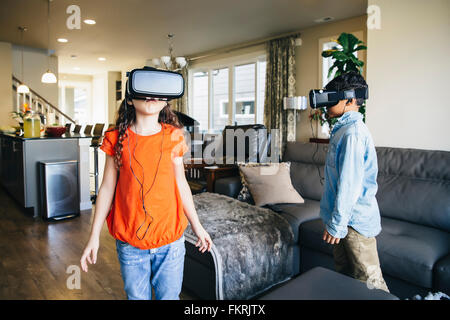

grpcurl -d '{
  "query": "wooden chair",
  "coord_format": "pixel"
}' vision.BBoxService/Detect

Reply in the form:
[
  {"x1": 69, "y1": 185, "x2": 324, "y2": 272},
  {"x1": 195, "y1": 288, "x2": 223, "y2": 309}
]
[
  {"x1": 184, "y1": 158, "x2": 239, "y2": 193},
  {"x1": 183, "y1": 124, "x2": 271, "y2": 193}
]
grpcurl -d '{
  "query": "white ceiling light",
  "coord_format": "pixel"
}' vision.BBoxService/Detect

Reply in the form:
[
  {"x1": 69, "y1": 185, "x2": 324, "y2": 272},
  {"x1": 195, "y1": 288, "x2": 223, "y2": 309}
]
[
  {"x1": 17, "y1": 26, "x2": 30, "y2": 93},
  {"x1": 42, "y1": 0, "x2": 57, "y2": 84},
  {"x1": 17, "y1": 84, "x2": 30, "y2": 94},
  {"x1": 150, "y1": 34, "x2": 188, "y2": 71},
  {"x1": 57, "y1": 38, "x2": 68, "y2": 43},
  {"x1": 84, "y1": 19, "x2": 96, "y2": 25},
  {"x1": 98, "y1": 57, "x2": 106, "y2": 61},
  {"x1": 41, "y1": 71, "x2": 57, "y2": 83}
]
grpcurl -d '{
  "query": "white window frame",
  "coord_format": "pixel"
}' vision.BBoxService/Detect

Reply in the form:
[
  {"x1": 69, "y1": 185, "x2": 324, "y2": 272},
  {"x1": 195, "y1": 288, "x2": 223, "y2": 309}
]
[
  {"x1": 188, "y1": 50, "x2": 266, "y2": 133},
  {"x1": 220, "y1": 97, "x2": 255, "y2": 118}
]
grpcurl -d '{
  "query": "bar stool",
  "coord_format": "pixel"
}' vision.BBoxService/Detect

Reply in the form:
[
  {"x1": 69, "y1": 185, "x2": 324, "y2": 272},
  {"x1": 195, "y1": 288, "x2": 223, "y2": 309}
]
[
  {"x1": 89, "y1": 123, "x2": 105, "y2": 203},
  {"x1": 65, "y1": 123, "x2": 72, "y2": 133},
  {"x1": 84, "y1": 124, "x2": 93, "y2": 135},
  {"x1": 73, "y1": 124, "x2": 82, "y2": 133}
]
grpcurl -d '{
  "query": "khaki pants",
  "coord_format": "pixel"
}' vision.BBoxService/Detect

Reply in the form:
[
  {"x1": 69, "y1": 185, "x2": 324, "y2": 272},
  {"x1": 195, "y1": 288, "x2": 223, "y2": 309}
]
[{"x1": 332, "y1": 227, "x2": 390, "y2": 293}]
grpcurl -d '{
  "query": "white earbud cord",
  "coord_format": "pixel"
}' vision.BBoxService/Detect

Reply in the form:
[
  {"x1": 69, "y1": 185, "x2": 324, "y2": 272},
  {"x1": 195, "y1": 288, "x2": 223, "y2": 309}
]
[{"x1": 127, "y1": 122, "x2": 165, "y2": 240}]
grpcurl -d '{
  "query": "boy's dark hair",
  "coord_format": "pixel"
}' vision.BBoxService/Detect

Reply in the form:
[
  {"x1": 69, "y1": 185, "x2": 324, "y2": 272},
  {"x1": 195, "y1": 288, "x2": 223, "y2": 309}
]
[{"x1": 325, "y1": 71, "x2": 368, "y2": 107}]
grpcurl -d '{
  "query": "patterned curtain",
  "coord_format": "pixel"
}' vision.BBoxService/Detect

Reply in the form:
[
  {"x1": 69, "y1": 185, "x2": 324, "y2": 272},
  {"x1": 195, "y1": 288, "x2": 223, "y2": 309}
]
[
  {"x1": 172, "y1": 67, "x2": 189, "y2": 114},
  {"x1": 264, "y1": 35, "x2": 296, "y2": 160}
]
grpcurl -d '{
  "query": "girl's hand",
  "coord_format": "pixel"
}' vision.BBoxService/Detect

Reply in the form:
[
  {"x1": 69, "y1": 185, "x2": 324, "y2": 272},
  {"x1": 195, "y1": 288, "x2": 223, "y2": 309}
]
[
  {"x1": 80, "y1": 236, "x2": 100, "y2": 272},
  {"x1": 192, "y1": 224, "x2": 213, "y2": 253}
]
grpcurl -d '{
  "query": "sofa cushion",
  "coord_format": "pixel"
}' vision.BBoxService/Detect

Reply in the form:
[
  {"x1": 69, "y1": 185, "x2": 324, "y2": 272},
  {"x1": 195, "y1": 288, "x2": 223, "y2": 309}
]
[
  {"x1": 378, "y1": 217, "x2": 450, "y2": 289},
  {"x1": 215, "y1": 175, "x2": 243, "y2": 199},
  {"x1": 377, "y1": 174, "x2": 450, "y2": 232},
  {"x1": 289, "y1": 162, "x2": 325, "y2": 201},
  {"x1": 238, "y1": 162, "x2": 304, "y2": 207},
  {"x1": 299, "y1": 217, "x2": 450, "y2": 289},
  {"x1": 299, "y1": 219, "x2": 332, "y2": 255},
  {"x1": 434, "y1": 255, "x2": 450, "y2": 295},
  {"x1": 376, "y1": 147, "x2": 450, "y2": 232},
  {"x1": 267, "y1": 199, "x2": 321, "y2": 243},
  {"x1": 284, "y1": 142, "x2": 327, "y2": 201}
]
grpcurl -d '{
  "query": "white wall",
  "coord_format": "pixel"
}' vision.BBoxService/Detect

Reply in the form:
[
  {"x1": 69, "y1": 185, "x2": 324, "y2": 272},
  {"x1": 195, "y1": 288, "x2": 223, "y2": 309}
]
[
  {"x1": 107, "y1": 71, "x2": 122, "y2": 125},
  {"x1": 366, "y1": 0, "x2": 450, "y2": 151},
  {"x1": 0, "y1": 42, "x2": 13, "y2": 127},
  {"x1": 58, "y1": 73, "x2": 94, "y2": 125},
  {"x1": 92, "y1": 73, "x2": 108, "y2": 123},
  {"x1": 11, "y1": 44, "x2": 59, "y2": 106}
]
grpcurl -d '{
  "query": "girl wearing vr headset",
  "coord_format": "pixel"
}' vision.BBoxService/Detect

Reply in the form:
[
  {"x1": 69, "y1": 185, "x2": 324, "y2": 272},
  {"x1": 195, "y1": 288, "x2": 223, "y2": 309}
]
[{"x1": 80, "y1": 67, "x2": 213, "y2": 300}]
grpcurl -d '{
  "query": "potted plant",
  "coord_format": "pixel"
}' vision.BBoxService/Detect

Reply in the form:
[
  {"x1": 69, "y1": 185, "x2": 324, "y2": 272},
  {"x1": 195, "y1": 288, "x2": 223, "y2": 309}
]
[
  {"x1": 10, "y1": 103, "x2": 30, "y2": 133},
  {"x1": 313, "y1": 32, "x2": 367, "y2": 136}
]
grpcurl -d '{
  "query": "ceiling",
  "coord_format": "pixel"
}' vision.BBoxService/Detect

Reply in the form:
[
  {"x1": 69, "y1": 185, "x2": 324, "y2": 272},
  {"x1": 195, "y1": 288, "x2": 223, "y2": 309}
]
[{"x1": 0, "y1": 0, "x2": 367, "y2": 75}]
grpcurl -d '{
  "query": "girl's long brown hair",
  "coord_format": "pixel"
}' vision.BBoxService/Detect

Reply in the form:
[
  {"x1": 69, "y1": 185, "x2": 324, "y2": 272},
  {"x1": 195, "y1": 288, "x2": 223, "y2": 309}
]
[{"x1": 105, "y1": 98, "x2": 184, "y2": 170}]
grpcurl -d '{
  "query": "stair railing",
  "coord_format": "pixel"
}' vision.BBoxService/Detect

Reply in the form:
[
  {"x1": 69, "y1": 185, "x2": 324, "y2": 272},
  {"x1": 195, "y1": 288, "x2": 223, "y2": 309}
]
[{"x1": 12, "y1": 76, "x2": 76, "y2": 125}]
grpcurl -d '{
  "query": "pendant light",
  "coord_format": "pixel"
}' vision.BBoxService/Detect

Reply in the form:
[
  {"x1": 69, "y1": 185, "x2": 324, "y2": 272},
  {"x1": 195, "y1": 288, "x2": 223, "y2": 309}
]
[
  {"x1": 17, "y1": 26, "x2": 30, "y2": 94},
  {"x1": 151, "y1": 34, "x2": 188, "y2": 71},
  {"x1": 41, "y1": 0, "x2": 57, "y2": 84}
]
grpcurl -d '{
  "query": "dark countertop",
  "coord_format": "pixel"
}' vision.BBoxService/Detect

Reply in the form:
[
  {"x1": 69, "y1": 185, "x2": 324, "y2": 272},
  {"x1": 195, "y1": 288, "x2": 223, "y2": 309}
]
[{"x1": 0, "y1": 132, "x2": 101, "y2": 140}]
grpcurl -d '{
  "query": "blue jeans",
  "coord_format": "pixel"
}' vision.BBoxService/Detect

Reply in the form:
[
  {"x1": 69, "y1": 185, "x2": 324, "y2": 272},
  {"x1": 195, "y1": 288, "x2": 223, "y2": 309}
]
[{"x1": 115, "y1": 235, "x2": 186, "y2": 300}]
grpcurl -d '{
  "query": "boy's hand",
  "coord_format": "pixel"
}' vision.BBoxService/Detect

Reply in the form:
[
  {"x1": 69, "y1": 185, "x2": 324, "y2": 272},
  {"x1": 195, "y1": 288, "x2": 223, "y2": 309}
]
[{"x1": 323, "y1": 229, "x2": 341, "y2": 245}]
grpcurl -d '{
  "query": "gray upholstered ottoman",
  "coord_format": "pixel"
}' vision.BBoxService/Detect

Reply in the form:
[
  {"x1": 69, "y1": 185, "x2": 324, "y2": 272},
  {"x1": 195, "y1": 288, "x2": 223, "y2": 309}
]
[{"x1": 258, "y1": 267, "x2": 398, "y2": 300}]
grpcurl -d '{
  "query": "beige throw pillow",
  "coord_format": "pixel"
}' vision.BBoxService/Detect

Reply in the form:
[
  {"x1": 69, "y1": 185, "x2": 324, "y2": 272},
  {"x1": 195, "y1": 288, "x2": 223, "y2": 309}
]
[{"x1": 238, "y1": 161, "x2": 304, "y2": 207}]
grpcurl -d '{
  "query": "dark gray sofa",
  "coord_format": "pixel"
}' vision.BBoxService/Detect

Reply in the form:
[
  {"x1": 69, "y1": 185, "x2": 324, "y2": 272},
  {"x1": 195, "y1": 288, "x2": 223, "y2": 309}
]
[{"x1": 214, "y1": 142, "x2": 450, "y2": 299}]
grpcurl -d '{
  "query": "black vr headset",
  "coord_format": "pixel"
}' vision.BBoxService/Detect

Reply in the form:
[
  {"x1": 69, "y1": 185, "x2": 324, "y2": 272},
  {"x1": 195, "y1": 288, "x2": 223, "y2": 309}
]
[
  {"x1": 125, "y1": 66, "x2": 184, "y2": 101},
  {"x1": 309, "y1": 87, "x2": 368, "y2": 109}
]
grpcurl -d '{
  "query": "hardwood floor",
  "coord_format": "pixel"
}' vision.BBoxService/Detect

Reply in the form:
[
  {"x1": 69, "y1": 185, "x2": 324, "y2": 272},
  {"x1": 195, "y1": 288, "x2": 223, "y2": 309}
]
[{"x1": 0, "y1": 186, "x2": 194, "y2": 300}]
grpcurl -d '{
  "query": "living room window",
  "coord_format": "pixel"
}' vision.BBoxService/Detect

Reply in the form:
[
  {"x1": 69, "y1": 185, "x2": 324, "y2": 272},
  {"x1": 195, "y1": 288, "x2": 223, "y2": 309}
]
[
  {"x1": 322, "y1": 41, "x2": 342, "y2": 88},
  {"x1": 192, "y1": 71, "x2": 209, "y2": 132},
  {"x1": 189, "y1": 53, "x2": 266, "y2": 133}
]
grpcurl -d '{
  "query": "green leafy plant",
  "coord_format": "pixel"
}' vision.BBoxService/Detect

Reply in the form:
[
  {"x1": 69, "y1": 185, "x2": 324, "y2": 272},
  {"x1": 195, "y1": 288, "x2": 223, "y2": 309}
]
[
  {"x1": 316, "y1": 32, "x2": 367, "y2": 133},
  {"x1": 10, "y1": 103, "x2": 30, "y2": 124},
  {"x1": 10, "y1": 110, "x2": 26, "y2": 122}
]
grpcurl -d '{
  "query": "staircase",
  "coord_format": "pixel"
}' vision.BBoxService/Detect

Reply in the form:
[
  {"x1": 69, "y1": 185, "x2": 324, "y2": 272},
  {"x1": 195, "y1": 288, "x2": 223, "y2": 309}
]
[{"x1": 12, "y1": 76, "x2": 76, "y2": 126}]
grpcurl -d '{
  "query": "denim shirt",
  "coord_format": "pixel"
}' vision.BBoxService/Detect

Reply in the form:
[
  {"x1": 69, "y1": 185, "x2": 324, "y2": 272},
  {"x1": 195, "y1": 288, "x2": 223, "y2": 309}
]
[{"x1": 319, "y1": 111, "x2": 381, "y2": 239}]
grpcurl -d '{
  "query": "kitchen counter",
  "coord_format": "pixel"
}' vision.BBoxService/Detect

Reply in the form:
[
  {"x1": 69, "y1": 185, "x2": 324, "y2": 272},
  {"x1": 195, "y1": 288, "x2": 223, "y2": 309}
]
[
  {"x1": 0, "y1": 132, "x2": 101, "y2": 140},
  {"x1": 0, "y1": 132, "x2": 102, "y2": 217}
]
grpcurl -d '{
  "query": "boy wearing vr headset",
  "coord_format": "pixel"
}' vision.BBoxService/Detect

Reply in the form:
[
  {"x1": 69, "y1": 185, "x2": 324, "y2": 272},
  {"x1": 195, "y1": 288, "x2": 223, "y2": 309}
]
[{"x1": 317, "y1": 71, "x2": 389, "y2": 292}]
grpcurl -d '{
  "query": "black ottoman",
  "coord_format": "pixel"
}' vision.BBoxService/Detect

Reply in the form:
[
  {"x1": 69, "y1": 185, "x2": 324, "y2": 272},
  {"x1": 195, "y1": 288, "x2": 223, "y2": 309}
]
[{"x1": 258, "y1": 267, "x2": 398, "y2": 300}]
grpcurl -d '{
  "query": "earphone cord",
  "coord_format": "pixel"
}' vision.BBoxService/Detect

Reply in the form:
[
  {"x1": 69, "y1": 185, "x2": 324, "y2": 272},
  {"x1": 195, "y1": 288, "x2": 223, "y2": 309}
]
[{"x1": 127, "y1": 122, "x2": 165, "y2": 240}]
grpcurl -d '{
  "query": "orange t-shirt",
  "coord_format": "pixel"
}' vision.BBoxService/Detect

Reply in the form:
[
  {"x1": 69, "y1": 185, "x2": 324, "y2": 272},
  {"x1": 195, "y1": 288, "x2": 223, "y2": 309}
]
[{"x1": 99, "y1": 123, "x2": 189, "y2": 249}]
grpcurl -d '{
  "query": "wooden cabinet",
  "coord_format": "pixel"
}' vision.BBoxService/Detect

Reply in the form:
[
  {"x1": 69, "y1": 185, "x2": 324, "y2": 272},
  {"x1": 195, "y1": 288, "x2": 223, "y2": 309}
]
[{"x1": 0, "y1": 136, "x2": 25, "y2": 206}]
